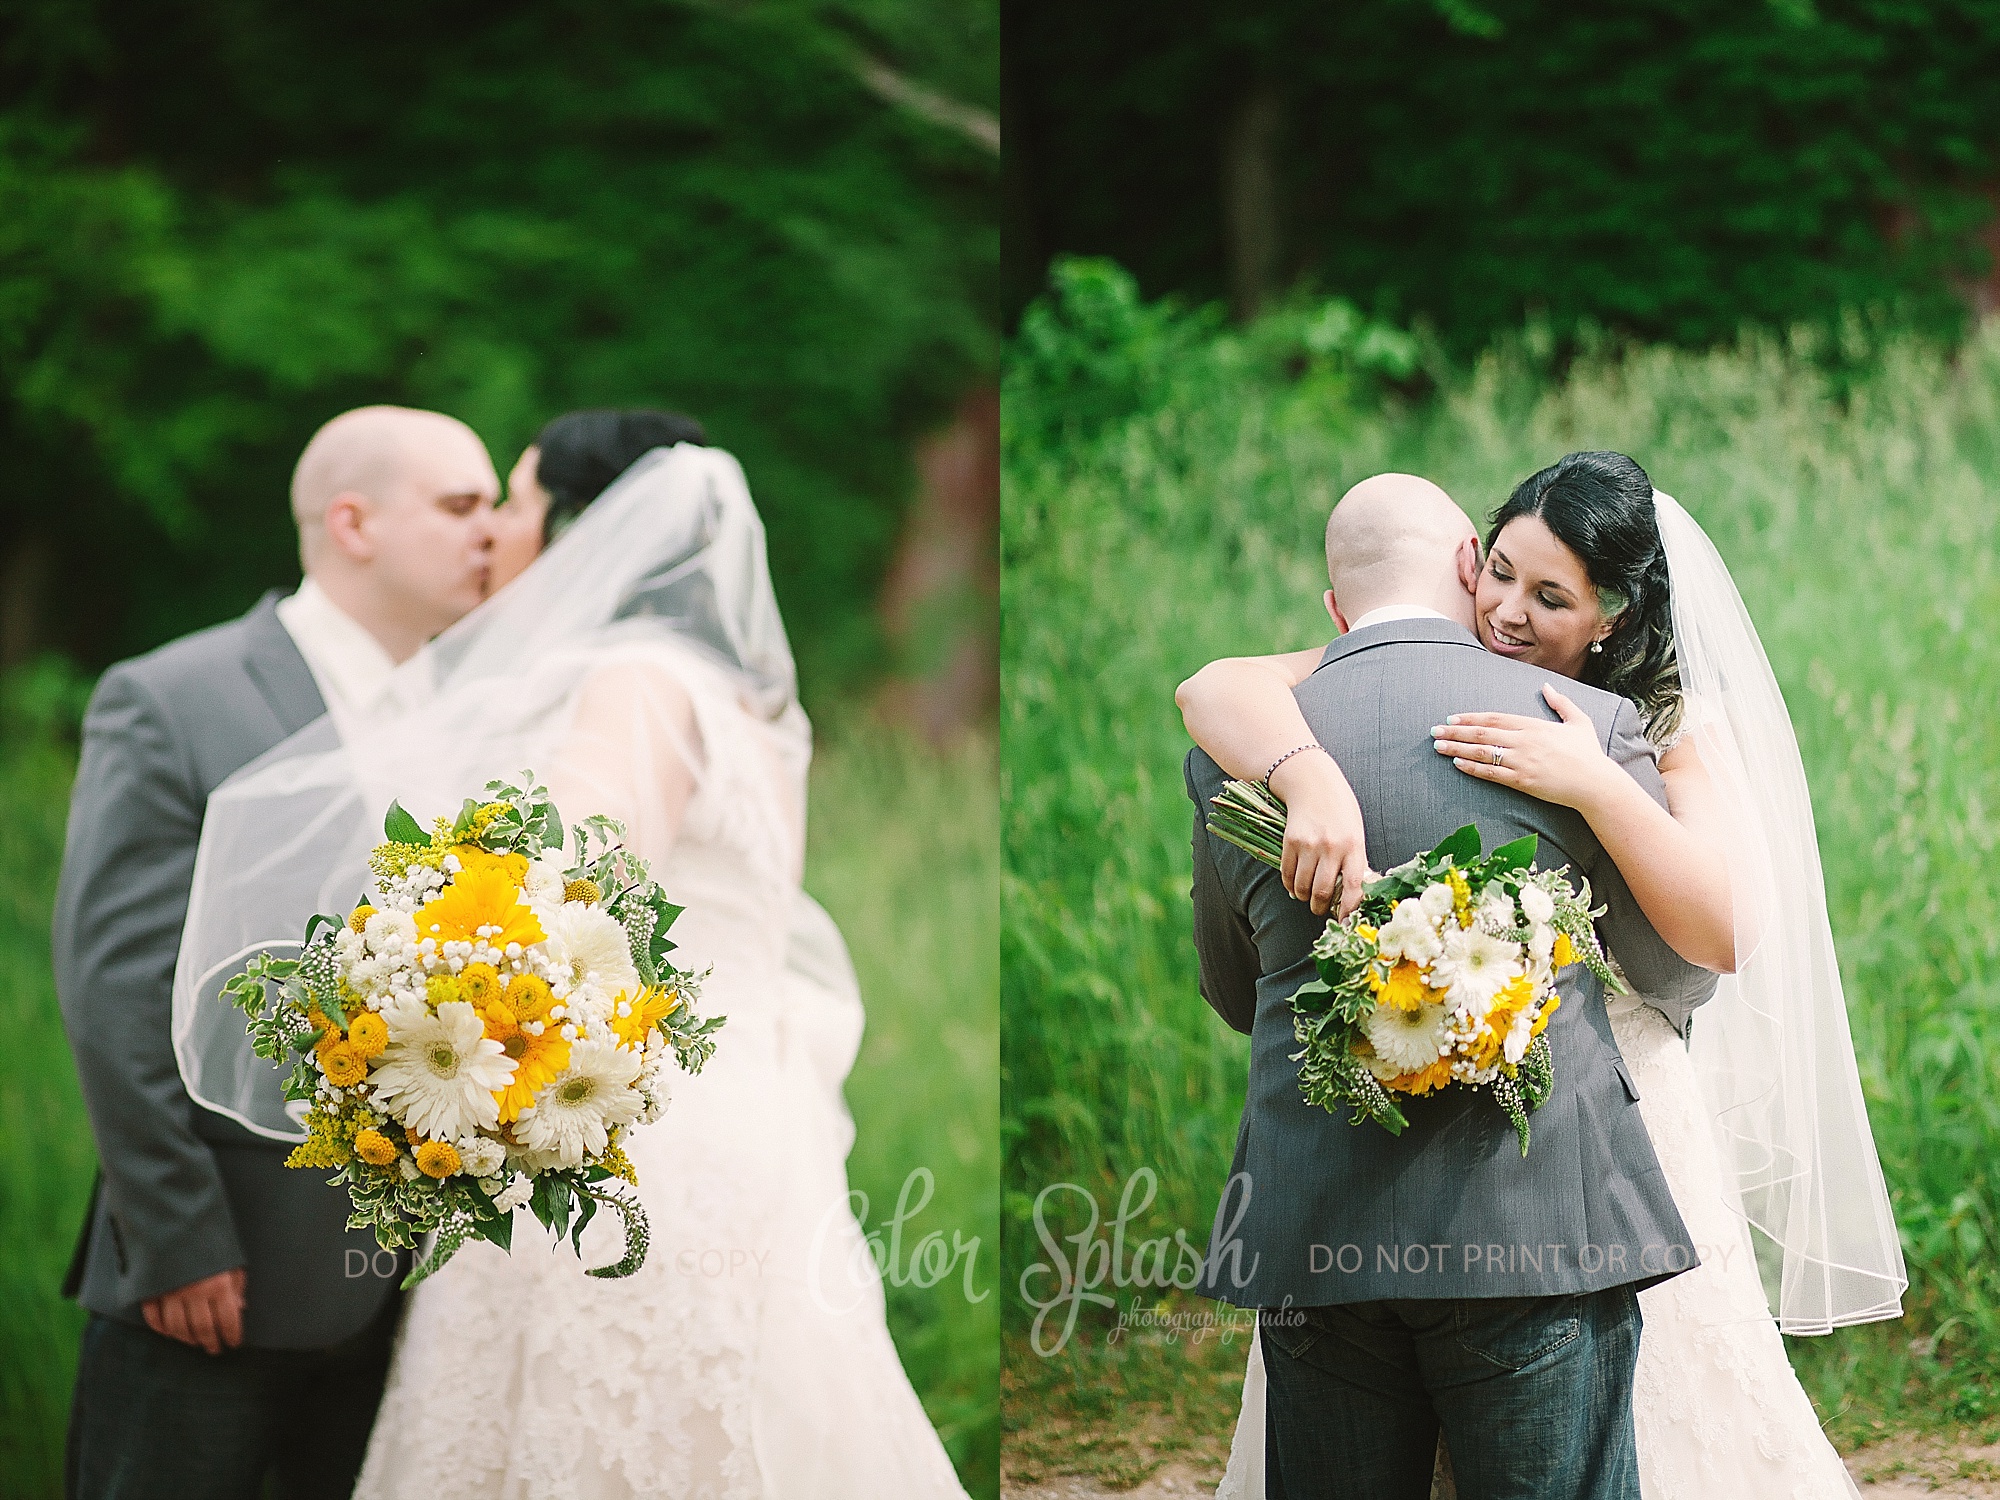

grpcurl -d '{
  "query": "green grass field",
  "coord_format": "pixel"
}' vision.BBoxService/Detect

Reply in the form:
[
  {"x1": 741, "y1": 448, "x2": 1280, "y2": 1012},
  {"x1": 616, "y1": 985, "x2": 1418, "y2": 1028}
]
[
  {"x1": 0, "y1": 676, "x2": 997, "y2": 1498},
  {"x1": 1003, "y1": 271, "x2": 2000, "y2": 1475}
]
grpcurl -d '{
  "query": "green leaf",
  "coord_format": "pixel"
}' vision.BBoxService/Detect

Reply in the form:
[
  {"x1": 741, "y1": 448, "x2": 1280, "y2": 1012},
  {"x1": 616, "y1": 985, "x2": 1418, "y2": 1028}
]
[
  {"x1": 570, "y1": 1190, "x2": 599, "y2": 1254},
  {"x1": 1431, "y1": 824, "x2": 1481, "y2": 865},
  {"x1": 1488, "y1": 833, "x2": 1539, "y2": 872},
  {"x1": 1290, "y1": 976, "x2": 1336, "y2": 1014},
  {"x1": 384, "y1": 801, "x2": 429, "y2": 847},
  {"x1": 482, "y1": 1202, "x2": 514, "y2": 1254}
]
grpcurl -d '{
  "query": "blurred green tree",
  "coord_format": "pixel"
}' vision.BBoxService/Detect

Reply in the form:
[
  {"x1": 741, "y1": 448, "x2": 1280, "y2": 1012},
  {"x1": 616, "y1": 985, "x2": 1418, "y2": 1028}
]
[
  {"x1": 0, "y1": 0, "x2": 998, "y2": 695},
  {"x1": 1007, "y1": 0, "x2": 2000, "y2": 342}
]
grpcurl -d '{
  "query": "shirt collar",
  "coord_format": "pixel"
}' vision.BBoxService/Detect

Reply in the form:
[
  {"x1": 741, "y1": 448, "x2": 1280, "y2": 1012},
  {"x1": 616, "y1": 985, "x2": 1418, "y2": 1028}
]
[
  {"x1": 1346, "y1": 603, "x2": 1453, "y2": 634},
  {"x1": 274, "y1": 577, "x2": 402, "y2": 728}
]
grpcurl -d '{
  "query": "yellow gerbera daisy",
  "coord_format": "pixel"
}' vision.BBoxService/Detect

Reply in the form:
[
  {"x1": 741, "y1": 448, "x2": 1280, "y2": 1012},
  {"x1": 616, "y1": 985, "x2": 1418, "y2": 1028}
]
[
  {"x1": 609, "y1": 984, "x2": 682, "y2": 1049},
  {"x1": 1388, "y1": 1056, "x2": 1456, "y2": 1096},
  {"x1": 1378, "y1": 961, "x2": 1432, "y2": 1014},
  {"x1": 504, "y1": 972, "x2": 554, "y2": 1019},
  {"x1": 458, "y1": 962, "x2": 502, "y2": 1008},
  {"x1": 414, "y1": 865, "x2": 545, "y2": 950},
  {"x1": 449, "y1": 845, "x2": 530, "y2": 885},
  {"x1": 415, "y1": 1139, "x2": 462, "y2": 1178},
  {"x1": 491, "y1": 1024, "x2": 571, "y2": 1124},
  {"x1": 348, "y1": 1012, "x2": 389, "y2": 1059},
  {"x1": 354, "y1": 1127, "x2": 398, "y2": 1166},
  {"x1": 321, "y1": 1042, "x2": 367, "y2": 1088}
]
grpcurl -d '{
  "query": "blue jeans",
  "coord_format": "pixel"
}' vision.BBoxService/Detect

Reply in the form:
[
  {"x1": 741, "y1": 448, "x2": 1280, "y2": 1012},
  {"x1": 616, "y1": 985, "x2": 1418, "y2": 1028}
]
[
  {"x1": 65, "y1": 1297, "x2": 399, "y2": 1500},
  {"x1": 1259, "y1": 1288, "x2": 1642, "y2": 1500}
]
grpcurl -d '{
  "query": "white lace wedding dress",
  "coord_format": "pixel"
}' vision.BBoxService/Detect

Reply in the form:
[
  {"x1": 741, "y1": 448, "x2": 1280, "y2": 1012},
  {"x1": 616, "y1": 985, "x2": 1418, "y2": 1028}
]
[
  {"x1": 1215, "y1": 988, "x2": 1860, "y2": 1499},
  {"x1": 353, "y1": 646, "x2": 969, "y2": 1499}
]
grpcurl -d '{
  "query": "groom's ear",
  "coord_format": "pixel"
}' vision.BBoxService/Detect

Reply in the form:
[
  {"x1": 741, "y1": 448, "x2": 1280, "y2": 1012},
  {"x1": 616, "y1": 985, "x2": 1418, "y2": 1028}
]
[
  {"x1": 1324, "y1": 588, "x2": 1350, "y2": 634},
  {"x1": 1455, "y1": 534, "x2": 1482, "y2": 596},
  {"x1": 322, "y1": 491, "x2": 378, "y2": 563}
]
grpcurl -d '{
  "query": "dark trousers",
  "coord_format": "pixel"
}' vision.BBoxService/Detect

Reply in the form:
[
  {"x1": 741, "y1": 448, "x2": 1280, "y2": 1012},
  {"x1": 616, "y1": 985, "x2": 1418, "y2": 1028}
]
[
  {"x1": 1259, "y1": 1287, "x2": 1642, "y2": 1500},
  {"x1": 65, "y1": 1295, "x2": 400, "y2": 1500}
]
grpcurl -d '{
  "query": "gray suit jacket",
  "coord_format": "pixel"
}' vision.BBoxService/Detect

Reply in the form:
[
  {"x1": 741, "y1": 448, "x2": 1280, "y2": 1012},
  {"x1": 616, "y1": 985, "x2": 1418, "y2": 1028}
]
[
  {"x1": 1187, "y1": 617, "x2": 1719, "y2": 1308},
  {"x1": 55, "y1": 593, "x2": 402, "y2": 1348}
]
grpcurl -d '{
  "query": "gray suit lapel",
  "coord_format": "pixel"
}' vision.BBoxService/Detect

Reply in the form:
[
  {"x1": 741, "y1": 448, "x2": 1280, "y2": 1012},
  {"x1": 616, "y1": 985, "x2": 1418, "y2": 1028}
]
[{"x1": 239, "y1": 590, "x2": 327, "y2": 739}]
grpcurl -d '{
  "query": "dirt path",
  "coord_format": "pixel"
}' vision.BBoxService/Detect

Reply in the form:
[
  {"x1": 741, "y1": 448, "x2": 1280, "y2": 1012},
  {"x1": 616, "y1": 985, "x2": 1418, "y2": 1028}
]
[{"x1": 1003, "y1": 1432, "x2": 2000, "y2": 1498}]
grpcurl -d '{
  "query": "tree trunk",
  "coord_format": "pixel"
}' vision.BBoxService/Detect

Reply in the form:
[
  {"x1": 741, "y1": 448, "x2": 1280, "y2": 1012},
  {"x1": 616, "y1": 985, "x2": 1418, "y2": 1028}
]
[
  {"x1": 1224, "y1": 79, "x2": 1283, "y2": 324},
  {"x1": 1, "y1": 534, "x2": 51, "y2": 672},
  {"x1": 875, "y1": 386, "x2": 999, "y2": 743}
]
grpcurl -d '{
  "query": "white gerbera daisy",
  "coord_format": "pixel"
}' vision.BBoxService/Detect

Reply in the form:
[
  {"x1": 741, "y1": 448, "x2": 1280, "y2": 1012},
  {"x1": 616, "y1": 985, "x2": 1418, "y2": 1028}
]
[
  {"x1": 515, "y1": 1039, "x2": 644, "y2": 1168},
  {"x1": 545, "y1": 906, "x2": 640, "y2": 999},
  {"x1": 368, "y1": 1001, "x2": 514, "y2": 1140},
  {"x1": 1430, "y1": 924, "x2": 1522, "y2": 1011},
  {"x1": 1363, "y1": 999, "x2": 1451, "y2": 1074}
]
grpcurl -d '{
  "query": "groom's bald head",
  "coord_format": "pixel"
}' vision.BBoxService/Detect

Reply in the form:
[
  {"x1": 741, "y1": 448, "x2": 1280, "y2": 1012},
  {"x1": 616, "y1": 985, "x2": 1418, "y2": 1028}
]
[
  {"x1": 289, "y1": 405, "x2": 501, "y2": 662},
  {"x1": 1322, "y1": 473, "x2": 1481, "y2": 631}
]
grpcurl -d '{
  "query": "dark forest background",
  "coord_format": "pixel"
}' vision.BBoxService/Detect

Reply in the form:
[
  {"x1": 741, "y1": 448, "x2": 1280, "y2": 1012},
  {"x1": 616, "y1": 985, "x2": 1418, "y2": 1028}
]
[
  {"x1": 1005, "y1": 0, "x2": 2000, "y2": 343},
  {"x1": 2, "y1": 0, "x2": 998, "y2": 695}
]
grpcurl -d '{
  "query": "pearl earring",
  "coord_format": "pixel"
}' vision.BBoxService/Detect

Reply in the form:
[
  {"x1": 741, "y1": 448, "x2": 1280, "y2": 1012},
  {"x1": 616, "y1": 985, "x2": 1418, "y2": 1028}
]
[{"x1": 1589, "y1": 640, "x2": 1604, "y2": 653}]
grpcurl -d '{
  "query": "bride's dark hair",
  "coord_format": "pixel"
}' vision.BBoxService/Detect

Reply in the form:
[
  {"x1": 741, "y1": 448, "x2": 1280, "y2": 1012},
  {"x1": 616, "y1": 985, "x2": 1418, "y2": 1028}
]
[
  {"x1": 535, "y1": 407, "x2": 707, "y2": 537},
  {"x1": 1488, "y1": 450, "x2": 1684, "y2": 743}
]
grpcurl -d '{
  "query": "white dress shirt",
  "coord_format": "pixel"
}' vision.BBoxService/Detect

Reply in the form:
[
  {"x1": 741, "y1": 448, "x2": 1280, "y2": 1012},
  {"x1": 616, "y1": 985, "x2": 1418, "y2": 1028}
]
[
  {"x1": 1346, "y1": 604, "x2": 1453, "y2": 633},
  {"x1": 275, "y1": 577, "x2": 408, "y2": 735}
]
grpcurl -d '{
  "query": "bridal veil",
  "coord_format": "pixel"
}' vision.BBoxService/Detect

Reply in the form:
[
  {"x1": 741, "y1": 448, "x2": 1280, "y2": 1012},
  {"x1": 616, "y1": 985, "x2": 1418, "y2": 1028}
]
[
  {"x1": 1655, "y1": 489, "x2": 1907, "y2": 1333},
  {"x1": 173, "y1": 443, "x2": 809, "y2": 1141}
]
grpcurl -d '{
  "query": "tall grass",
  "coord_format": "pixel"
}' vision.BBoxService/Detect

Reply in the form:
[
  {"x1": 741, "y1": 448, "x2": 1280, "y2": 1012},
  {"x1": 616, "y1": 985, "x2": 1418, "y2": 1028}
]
[
  {"x1": 1003, "y1": 266, "x2": 2000, "y2": 1450},
  {"x1": 0, "y1": 684, "x2": 997, "y2": 1498}
]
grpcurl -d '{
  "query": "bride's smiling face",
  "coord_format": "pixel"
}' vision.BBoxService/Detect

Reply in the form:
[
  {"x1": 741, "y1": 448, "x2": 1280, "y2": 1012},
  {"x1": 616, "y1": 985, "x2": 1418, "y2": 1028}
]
[{"x1": 1475, "y1": 515, "x2": 1618, "y2": 678}]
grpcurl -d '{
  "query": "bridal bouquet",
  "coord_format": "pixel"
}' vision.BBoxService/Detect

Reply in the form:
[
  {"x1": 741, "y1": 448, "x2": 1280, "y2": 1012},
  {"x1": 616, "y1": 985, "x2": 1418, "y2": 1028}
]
[
  {"x1": 1208, "y1": 782, "x2": 1617, "y2": 1154},
  {"x1": 221, "y1": 774, "x2": 725, "y2": 1286}
]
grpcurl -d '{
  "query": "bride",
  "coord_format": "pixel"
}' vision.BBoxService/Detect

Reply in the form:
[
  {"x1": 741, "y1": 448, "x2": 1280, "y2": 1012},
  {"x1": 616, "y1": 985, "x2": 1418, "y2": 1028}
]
[
  {"x1": 177, "y1": 412, "x2": 970, "y2": 1497},
  {"x1": 1175, "y1": 451, "x2": 1904, "y2": 1498}
]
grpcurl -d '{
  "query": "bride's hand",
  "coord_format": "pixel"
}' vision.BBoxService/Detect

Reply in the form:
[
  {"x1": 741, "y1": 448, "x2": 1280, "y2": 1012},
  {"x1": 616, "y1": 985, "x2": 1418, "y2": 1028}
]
[
  {"x1": 1267, "y1": 749, "x2": 1377, "y2": 918},
  {"x1": 1430, "y1": 685, "x2": 1622, "y2": 810}
]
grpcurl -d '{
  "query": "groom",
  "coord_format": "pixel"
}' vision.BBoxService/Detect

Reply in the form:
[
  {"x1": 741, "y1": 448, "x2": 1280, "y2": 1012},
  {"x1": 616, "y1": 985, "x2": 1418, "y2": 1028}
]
[
  {"x1": 57, "y1": 406, "x2": 500, "y2": 1499},
  {"x1": 1185, "y1": 475, "x2": 1718, "y2": 1498}
]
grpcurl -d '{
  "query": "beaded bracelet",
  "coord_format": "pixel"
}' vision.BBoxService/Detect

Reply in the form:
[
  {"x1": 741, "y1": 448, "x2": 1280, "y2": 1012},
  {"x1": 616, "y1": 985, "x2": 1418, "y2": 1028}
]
[{"x1": 1262, "y1": 742, "x2": 1327, "y2": 790}]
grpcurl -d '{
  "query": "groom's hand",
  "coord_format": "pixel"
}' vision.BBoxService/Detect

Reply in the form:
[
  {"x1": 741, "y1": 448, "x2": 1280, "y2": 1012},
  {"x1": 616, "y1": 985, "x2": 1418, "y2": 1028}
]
[
  {"x1": 142, "y1": 1265, "x2": 246, "y2": 1355},
  {"x1": 1268, "y1": 752, "x2": 1376, "y2": 917}
]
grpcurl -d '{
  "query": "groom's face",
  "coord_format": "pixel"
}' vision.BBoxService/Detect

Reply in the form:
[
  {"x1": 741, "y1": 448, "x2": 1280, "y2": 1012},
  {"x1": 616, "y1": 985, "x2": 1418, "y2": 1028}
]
[{"x1": 366, "y1": 432, "x2": 500, "y2": 635}]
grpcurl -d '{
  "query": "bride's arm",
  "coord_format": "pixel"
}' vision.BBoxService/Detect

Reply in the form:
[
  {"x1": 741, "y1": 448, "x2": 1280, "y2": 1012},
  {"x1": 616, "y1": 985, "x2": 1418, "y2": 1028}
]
[
  {"x1": 1432, "y1": 687, "x2": 1738, "y2": 973},
  {"x1": 1175, "y1": 650, "x2": 1375, "y2": 916}
]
